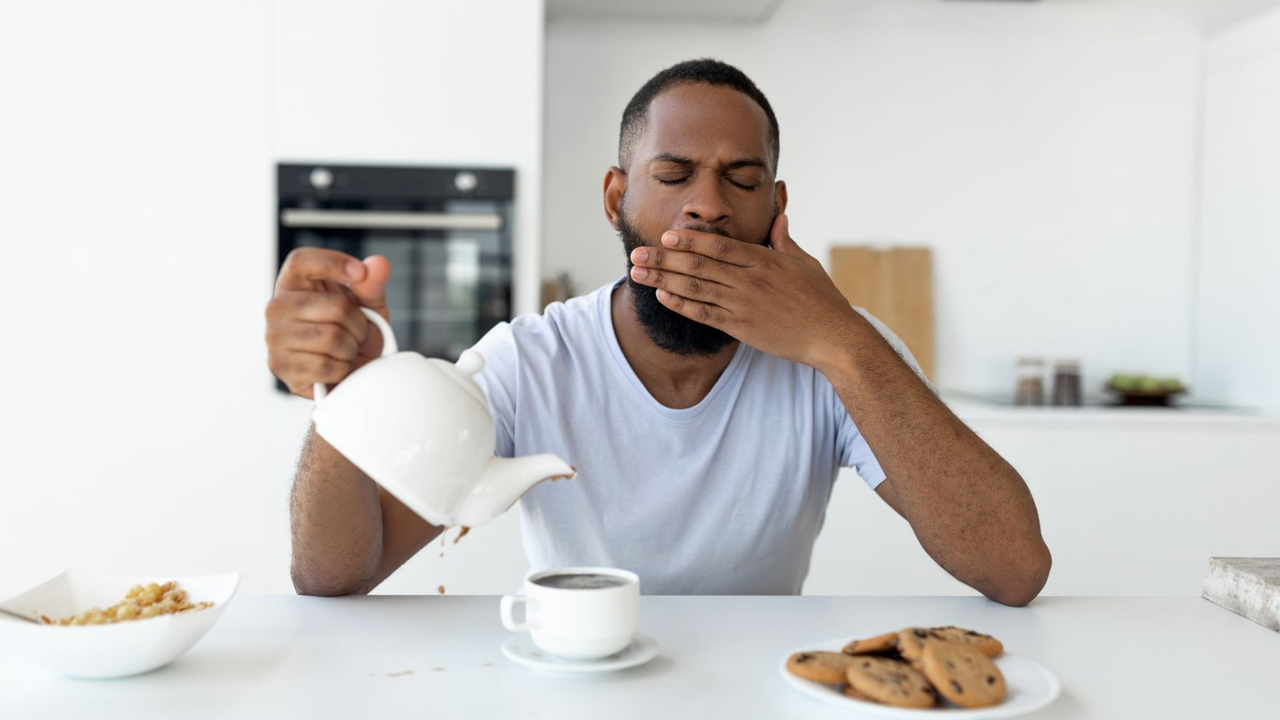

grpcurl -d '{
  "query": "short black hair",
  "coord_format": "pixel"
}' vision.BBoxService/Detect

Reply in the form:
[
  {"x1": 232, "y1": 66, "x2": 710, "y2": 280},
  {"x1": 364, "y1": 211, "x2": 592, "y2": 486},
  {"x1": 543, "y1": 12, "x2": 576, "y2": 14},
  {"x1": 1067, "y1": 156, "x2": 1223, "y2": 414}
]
[{"x1": 618, "y1": 58, "x2": 780, "y2": 174}]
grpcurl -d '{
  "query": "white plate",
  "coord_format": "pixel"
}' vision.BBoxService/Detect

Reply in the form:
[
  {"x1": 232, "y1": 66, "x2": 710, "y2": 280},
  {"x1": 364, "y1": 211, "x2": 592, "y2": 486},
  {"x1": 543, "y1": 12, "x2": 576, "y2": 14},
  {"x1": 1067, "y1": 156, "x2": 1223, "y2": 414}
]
[
  {"x1": 502, "y1": 633, "x2": 659, "y2": 674},
  {"x1": 780, "y1": 637, "x2": 1061, "y2": 718},
  {"x1": 0, "y1": 570, "x2": 240, "y2": 679}
]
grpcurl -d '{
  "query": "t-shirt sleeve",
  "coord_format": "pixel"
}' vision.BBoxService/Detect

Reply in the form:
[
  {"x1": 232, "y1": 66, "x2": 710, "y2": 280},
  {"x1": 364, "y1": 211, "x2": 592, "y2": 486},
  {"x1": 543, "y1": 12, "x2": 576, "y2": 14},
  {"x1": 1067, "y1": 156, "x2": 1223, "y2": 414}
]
[
  {"x1": 468, "y1": 321, "x2": 518, "y2": 459},
  {"x1": 833, "y1": 307, "x2": 936, "y2": 490}
]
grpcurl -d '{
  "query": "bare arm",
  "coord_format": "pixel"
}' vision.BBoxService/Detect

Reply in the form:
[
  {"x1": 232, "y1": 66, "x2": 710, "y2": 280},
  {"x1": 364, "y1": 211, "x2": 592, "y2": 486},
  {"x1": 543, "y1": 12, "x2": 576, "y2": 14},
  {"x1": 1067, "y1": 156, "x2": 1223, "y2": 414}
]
[
  {"x1": 267, "y1": 247, "x2": 442, "y2": 596},
  {"x1": 289, "y1": 427, "x2": 442, "y2": 596},
  {"x1": 874, "y1": 480, "x2": 907, "y2": 520},
  {"x1": 825, "y1": 315, "x2": 1052, "y2": 606}
]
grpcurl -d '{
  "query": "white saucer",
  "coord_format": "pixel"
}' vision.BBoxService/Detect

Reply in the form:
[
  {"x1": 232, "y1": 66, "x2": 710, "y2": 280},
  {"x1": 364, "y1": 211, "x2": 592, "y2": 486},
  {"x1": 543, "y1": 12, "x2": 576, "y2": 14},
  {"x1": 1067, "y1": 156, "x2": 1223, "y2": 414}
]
[{"x1": 501, "y1": 633, "x2": 659, "y2": 674}]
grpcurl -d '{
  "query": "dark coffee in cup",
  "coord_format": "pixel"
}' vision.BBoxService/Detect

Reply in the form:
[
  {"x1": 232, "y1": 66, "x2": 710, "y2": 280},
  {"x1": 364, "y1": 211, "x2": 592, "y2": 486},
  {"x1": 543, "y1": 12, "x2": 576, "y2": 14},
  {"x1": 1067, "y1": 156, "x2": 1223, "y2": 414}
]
[{"x1": 532, "y1": 573, "x2": 629, "y2": 590}]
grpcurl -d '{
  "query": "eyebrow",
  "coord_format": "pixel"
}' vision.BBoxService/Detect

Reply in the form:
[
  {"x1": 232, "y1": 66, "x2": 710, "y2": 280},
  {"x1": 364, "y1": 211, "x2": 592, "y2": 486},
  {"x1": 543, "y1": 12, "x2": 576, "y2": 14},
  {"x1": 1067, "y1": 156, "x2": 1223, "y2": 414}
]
[{"x1": 649, "y1": 153, "x2": 768, "y2": 171}]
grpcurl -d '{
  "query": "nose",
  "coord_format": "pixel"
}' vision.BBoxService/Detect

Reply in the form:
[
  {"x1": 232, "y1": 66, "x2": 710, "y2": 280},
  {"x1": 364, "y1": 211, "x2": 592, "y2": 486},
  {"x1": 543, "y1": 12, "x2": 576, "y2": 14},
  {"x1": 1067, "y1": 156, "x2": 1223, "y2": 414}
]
[{"x1": 681, "y1": 172, "x2": 731, "y2": 227}]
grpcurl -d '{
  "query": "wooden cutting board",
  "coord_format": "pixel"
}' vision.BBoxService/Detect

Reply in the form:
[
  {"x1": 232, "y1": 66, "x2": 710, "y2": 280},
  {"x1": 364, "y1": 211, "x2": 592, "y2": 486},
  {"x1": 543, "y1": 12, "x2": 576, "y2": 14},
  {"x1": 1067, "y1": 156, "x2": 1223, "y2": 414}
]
[{"x1": 829, "y1": 246, "x2": 934, "y2": 380}]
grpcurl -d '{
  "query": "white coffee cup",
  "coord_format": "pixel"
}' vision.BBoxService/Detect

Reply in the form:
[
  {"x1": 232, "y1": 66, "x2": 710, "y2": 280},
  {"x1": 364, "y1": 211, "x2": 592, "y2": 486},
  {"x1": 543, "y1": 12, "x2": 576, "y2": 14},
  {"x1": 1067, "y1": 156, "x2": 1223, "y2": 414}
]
[{"x1": 500, "y1": 567, "x2": 640, "y2": 660}]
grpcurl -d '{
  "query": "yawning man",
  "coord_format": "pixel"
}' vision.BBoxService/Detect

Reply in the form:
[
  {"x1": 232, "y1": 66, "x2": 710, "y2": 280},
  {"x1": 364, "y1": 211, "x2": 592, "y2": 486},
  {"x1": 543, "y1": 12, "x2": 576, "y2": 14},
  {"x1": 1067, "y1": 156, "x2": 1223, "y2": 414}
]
[{"x1": 266, "y1": 59, "x2": 1052, "y2": 603}]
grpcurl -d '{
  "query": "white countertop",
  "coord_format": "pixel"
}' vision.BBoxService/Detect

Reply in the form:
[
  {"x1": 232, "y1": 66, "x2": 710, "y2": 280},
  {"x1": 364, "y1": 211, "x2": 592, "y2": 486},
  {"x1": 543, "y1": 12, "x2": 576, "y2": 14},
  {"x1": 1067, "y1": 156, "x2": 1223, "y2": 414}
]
[
  {"x1": 942, "y1": 391, "x2": 1280, "y2": 430},
  {"x1": 1, "y1": 595, "x2": 1275, "y2": 719}
]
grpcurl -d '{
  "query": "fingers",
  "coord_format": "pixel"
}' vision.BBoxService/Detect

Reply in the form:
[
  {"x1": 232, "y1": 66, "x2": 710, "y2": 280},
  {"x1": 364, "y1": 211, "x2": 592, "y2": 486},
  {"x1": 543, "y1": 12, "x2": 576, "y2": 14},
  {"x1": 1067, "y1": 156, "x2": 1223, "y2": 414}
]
[
  {"x1": 267, "y1": 251, "x2": 395, "y2": 400},
  {"x1": 630, "y1": 245, "x2": 736, "y2": 285},
  {"x1": 264, "y1": 289, "x2": 372, "y2": 398},
  {"x1": 770, "y1": 213, "x2": 792, "y2": 250},
  {"x1": 629, "y1": 264, "x2": 730, "y2": 307},
  {"x1": 268, "y1": 290, "x2": 369, "y2": 344},
  {"x1": 276, "y1": 247, "x2": 367, "y2": 293},
  {"x1": 659, "y1": 229, "x2": 764, "y2": 267},
  {"x1": 267, "y1": 350, "x2": 352, "y2": 398},
  {"x1": 275, "y1": 320, "x2": 361, "y2": 362},
  {"x1": 655, "y1": 287, "x2": 731, "y2": 327},
  {"x1": 348, "y1": 255, "x2": 391, "y2": 312},
  {"x1": 265, "y1": 311, "x2": 357, "y2": 396},
  {"x1": 768, "y1": 213, "x2": 809, "y2": 259}
]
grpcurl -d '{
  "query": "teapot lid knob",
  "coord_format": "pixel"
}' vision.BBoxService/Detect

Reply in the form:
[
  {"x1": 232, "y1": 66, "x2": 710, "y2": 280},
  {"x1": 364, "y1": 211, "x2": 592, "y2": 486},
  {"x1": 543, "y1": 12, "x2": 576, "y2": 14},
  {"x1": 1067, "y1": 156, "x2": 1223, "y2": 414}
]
[{"x1": 456, "y1": 350, "x2": 485, "y2": 377}]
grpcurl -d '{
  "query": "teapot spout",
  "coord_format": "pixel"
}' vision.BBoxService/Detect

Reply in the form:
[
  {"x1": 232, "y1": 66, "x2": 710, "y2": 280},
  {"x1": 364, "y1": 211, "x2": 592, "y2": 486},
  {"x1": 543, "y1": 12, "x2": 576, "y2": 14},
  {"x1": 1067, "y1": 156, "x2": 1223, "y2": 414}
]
[{"x1": 453, "y1": 454, "x2": 576, "y2": 528}]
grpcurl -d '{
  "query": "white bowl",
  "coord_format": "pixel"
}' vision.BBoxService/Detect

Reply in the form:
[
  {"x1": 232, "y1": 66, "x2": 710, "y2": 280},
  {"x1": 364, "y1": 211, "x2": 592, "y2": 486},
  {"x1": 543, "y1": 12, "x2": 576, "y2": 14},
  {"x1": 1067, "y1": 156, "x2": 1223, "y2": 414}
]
[{"x1": 0, "y1": 570, "x2": 240, "y2": 679}]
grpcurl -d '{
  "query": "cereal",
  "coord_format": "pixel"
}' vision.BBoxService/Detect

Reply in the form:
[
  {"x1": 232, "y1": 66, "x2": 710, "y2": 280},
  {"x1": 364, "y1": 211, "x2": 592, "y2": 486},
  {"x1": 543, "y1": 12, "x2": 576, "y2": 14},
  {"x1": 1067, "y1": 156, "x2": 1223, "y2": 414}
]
[{"x1": 41, "y1": 581, "x2": 214, "y2": 626}]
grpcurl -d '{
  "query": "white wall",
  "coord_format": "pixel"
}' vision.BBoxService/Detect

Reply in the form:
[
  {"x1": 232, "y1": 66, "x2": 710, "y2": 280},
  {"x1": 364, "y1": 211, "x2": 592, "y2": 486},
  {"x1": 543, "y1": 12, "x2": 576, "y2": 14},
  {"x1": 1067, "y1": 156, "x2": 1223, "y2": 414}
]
[
  {"x1": 1194, "y1": 7, "x2": 1280, "y2": 413},
  {"x1": 0, "y1": 0, "x2": 279, "y2": 597},
  {"x1": 0, "y1": 0, "x2": 546, "y2": 598},
  {"x1": 543, "y1": 0, "x2": 1205, "y2": 396}
]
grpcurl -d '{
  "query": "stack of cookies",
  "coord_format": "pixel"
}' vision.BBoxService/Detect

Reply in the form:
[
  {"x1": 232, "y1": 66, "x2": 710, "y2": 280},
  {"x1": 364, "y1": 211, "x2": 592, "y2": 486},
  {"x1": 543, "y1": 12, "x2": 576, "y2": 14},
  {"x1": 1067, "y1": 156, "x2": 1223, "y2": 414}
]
[{"x1": 786, "y1": 626, "x2": 1008, "y2": 709}]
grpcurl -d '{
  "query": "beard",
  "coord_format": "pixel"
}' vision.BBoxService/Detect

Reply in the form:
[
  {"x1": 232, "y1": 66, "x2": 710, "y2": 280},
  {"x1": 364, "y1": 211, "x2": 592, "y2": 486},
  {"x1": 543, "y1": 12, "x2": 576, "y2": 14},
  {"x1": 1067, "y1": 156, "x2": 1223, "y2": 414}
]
[{"x1": 617, "y1": 205, "x2": 769, "y2": 357}]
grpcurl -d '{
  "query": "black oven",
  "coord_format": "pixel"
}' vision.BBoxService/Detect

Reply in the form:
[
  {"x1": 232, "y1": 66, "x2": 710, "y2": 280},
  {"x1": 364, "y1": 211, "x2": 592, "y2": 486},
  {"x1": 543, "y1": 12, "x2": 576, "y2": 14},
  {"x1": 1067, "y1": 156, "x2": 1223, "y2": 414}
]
[{"x1": 276, "y1": 163, "x2": 515, "y2": 391}]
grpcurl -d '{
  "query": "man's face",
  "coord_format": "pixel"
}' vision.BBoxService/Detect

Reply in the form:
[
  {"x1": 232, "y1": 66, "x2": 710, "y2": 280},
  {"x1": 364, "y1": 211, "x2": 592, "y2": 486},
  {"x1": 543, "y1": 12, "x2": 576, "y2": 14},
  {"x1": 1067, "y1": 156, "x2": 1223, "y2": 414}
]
[{"x1": 617, "y1": 83, "x2": 780, "y2": 356}]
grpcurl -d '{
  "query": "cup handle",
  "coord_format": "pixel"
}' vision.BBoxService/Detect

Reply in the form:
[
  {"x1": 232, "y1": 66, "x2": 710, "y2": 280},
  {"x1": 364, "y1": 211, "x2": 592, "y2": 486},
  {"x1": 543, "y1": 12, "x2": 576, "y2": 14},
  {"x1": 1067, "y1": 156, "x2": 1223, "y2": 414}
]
[
  {"x1": 313, "y1": 307, "x2": 398, "y2": 405},
  {"x1": 500, "y1": 594, "x2": 536, "y2": 632}
]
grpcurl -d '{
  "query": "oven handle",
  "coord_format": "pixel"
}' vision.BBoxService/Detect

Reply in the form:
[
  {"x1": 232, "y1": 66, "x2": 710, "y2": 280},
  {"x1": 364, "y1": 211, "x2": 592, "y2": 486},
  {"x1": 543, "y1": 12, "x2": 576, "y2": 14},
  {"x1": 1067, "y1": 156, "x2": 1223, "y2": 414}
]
[{"x1": 281, "y1": 208, "x2": 503, "y2": 231}]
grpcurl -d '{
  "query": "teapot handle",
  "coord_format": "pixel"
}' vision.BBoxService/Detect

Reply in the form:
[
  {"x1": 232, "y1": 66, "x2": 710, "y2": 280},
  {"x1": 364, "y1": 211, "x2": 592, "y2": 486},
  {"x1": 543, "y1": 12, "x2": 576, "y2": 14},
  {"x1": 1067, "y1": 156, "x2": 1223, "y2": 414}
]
[{"x1": 314, "y1": 307, "x2": 398, "y2": 405}]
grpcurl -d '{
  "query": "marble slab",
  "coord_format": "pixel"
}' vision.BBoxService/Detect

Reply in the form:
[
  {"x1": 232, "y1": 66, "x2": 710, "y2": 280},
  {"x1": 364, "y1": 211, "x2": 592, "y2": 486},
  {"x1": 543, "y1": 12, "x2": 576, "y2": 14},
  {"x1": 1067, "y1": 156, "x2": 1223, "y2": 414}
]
[{"x1": 1202, "y1": 557, "x2": 1280, "y2": 632}]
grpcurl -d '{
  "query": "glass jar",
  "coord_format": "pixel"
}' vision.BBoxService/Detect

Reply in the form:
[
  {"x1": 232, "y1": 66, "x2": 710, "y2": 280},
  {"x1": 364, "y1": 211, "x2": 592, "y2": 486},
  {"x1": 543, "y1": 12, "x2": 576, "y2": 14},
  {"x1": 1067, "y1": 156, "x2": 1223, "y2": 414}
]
[
  {"x1": 1015, "y1": 357, "x2": 1046, "y2": 406},
  {"x1": 1052, "y1": 359, "x2": 1083, "y2": 407}
]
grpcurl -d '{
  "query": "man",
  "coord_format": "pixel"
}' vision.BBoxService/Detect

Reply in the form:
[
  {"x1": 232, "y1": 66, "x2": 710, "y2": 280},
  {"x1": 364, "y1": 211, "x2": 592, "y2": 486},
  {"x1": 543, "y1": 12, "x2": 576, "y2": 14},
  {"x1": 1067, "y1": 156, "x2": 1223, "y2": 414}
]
[{"x1": 266, "y1": 59, "x2": 1051, "y2": 603}]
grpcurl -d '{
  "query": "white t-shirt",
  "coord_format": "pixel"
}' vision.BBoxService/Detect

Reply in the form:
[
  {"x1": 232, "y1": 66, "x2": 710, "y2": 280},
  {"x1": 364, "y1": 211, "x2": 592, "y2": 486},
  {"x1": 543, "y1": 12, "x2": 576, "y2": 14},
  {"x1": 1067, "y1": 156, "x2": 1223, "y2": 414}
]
[{"x1": 470, "y1": 277, "x2": 927, "y2": 595}]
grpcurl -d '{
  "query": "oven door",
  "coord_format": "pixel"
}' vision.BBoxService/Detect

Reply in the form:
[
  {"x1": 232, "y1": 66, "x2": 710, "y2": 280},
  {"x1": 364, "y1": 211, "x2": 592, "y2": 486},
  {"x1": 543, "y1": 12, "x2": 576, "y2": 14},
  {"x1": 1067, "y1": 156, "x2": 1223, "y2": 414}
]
[{"x1": 279, "y1": 202, "x2": 510, "y2": 361}]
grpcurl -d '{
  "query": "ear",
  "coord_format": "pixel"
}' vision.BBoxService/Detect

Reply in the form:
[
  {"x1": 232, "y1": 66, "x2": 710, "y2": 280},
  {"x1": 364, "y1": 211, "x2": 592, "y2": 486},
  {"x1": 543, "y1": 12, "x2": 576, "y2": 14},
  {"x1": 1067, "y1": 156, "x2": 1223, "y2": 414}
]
[
  {"x1": 603, "y1": 166, "x2": 628, "y2": 231},
  {"x1": 773, "y1": 179, "x2": 788, "y2": 215}
]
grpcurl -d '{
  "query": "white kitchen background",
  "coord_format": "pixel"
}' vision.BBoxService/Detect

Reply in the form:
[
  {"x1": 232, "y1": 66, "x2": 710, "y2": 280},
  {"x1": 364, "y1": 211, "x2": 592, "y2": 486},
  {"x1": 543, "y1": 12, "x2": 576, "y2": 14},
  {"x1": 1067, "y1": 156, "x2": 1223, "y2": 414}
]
[{"x1": 1, "y1": 0, "x2": 1277, "y2": 599}]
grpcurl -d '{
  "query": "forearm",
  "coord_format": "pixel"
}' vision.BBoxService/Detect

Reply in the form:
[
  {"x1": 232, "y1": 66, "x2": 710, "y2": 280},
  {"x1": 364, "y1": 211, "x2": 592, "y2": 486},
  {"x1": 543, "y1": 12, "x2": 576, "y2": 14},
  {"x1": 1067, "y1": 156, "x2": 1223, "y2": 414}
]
[
  {"x1": 289, "y1": 426, "x2": 384, "y2": 596},
  {"x1": 818, "y1": 314, "x2": 1051, "y2": 606}
]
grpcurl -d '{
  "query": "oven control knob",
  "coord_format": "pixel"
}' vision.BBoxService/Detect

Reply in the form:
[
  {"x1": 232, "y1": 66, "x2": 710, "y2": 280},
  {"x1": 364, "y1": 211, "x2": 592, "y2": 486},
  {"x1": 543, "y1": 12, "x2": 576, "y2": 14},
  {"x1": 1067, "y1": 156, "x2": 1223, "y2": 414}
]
[
  {"x1": 454, "y1": 171, "x2": 478, "y2": 193},
  {"x1": 309, "y1": 167, "x2": 334, "y2": 190}
]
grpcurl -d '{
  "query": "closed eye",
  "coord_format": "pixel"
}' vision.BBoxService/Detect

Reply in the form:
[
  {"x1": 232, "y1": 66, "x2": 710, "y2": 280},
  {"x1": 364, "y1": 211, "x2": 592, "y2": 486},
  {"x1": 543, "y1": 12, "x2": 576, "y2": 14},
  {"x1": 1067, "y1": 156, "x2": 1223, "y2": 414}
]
[{"x1": 656, "y1": 176, "x2": 758, "y2": 192}]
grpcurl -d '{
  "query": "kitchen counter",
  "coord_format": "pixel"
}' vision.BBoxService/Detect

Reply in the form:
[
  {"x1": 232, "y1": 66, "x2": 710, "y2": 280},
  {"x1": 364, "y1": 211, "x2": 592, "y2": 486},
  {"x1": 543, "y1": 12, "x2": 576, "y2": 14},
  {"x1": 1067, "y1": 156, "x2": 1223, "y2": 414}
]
[
  {"x1": 1, "y1": 594, "x2": 1275, "y2": 718},
  {"x1": 805, "y1": 394, "x2": 1280, "y2": 598},
  {"x1": 942, "y1": 391, "x2": 1280, "y2": 430}
]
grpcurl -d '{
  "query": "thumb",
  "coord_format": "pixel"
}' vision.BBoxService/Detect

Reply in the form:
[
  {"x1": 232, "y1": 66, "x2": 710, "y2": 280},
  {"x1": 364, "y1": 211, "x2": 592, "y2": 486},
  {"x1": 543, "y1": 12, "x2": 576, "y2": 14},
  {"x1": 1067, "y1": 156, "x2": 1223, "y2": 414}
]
[
  {"x1": 770, "y1": 213, "x2": 801, "y2": 254},
  {"x1": 349, "y1": 255, "x2": 391, "y2": 318}
]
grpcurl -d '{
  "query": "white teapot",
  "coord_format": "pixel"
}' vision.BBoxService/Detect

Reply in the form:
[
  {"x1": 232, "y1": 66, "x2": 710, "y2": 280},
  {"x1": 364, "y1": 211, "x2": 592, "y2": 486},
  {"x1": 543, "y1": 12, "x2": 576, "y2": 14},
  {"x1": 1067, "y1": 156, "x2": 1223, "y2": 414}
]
[{"x1": 310, "y1": 308, "x2": 575, "y2": 529}]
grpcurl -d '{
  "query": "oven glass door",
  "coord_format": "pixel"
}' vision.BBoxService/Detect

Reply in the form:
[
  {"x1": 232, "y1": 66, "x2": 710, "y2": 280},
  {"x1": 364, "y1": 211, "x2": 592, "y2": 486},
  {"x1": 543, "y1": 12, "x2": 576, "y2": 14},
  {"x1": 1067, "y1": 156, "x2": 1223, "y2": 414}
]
[{"x1": 283, "y1": 201, "x2": 509, "y2": 360}]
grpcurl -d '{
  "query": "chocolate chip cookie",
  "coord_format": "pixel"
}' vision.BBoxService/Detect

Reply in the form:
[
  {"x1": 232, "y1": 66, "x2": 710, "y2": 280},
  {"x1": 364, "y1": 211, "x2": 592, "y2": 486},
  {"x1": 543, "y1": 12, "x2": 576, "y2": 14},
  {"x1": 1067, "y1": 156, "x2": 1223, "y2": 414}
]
[
  {"x1": 842, "y1": 631, "x2": 901, "y2": 657},
  {"x1": 928, "y1": 626, "x2": 1005, "y2": 657},
  {"x1": 786, "y1": 651, "x2": 860, "y2": 684},
  {"x1": 897, "y1": 626, "x2": 1004, "y2": 669},
  {"x1": 919, "y1": 640, "x2": 1007, "y2": 709},
  {"x1": 842, "y1": 683, "x2": 877, "y2": 702},
  {"x1": 844, "y1": 656, "x2": 939, "y2": 709}
]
